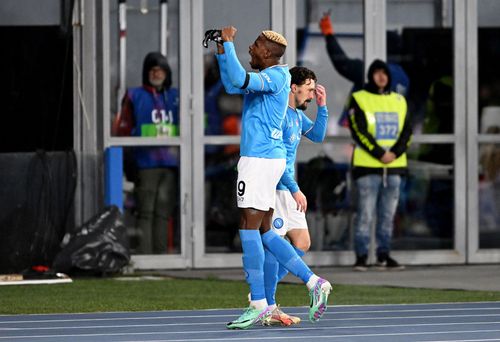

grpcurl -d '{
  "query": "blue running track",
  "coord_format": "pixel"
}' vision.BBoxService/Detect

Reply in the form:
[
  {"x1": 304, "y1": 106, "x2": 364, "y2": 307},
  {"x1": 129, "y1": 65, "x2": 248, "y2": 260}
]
[{"x1": 1, "y1": 302, "x2": 500, "y2": 341}]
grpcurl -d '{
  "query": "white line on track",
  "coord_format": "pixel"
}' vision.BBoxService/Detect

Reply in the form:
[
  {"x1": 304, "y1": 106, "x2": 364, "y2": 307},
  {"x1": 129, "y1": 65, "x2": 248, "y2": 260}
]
[
  {"x1": 424, "y1": 338, "x2": 500, "y2": 342},
  {"x1": 0, "y1": 307, "x2": 500, "y2": 324},
  {"x1": 124, "y1": 329, "x2": 500, "y2": 342},
  {"x1": 421, "y1": 339, "x2": 500, "y2": 342},
  {"x1": 2, "y1": 322, "x2": 500, "y2": 339},
  {"x1": 7, "y1": 328, "x2": 497, "y2": 342},
  {"x1": 0, "y1": 301, "x2": 498, "y2": 318},
  {"x1": 1, "y1": 319, "x2": 500, "y2": 332},
  {"x1": 142, "y1": 337, "x2": 500, "y2": 342}
]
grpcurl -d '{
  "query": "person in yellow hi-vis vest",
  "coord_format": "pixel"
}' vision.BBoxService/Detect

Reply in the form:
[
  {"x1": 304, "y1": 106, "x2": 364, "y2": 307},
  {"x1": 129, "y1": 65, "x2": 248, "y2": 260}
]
[{"x1": 347, "y1": 59, "x2": 412, "y2": 271}]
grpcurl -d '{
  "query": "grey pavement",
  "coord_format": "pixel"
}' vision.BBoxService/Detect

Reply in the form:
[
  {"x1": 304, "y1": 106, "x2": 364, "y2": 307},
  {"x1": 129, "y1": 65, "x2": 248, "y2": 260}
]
[{"x1": 152, "y1": 264, "x2": 500, "y2": 292}]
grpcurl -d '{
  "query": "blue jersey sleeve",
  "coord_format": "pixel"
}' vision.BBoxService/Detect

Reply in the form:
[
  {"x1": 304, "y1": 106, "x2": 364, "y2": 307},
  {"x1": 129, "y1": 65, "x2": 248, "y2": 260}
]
[
  {"x1": 216, "y1": 53, "x2": 245, "y2": 95},
  {"x1": 303, "y1": 105, "x2": 329, "y2": 142},
  {"x1": 280, "y1": 166, "x2": 300, "y2": 194},
  {"x1": 223, "y1": 42, "x2": 288, "y2": 94}
]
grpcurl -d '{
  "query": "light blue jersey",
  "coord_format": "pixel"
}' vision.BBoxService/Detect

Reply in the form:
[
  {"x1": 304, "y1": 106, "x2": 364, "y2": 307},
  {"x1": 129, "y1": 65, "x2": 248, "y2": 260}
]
[
  {"x1": 277, "y1": 105, "x2": 329, "y2": 193},
  {"x1": 216, "y1": 42, "x2": 289, "y2": 159}
]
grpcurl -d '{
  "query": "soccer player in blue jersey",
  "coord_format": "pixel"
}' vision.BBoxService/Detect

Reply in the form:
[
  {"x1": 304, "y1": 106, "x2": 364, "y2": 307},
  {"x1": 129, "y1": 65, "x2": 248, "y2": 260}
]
[
  {"x1": 215, "y1": 27, "x2": 332, "y2": 330},
  {"x1": 264, "y1": 66, "x2": 330, "y2": 326}
]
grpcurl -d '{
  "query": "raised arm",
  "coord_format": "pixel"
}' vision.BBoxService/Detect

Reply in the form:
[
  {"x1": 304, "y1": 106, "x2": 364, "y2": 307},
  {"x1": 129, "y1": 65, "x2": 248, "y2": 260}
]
[
  {"x1": 216, "y1": 52, "x2": 245, "y2": 95},
  {"x1": 220, "y1": 26, "x2": 287, "y2": 93},
  {"x1": 303, "y1": 84, "x2": 329, "y2": 142},
  {"x1": 320, "y1": 13, "x2": 364, "y2": 88},
  {"x1": 223, "y1": 42, "x2": 286, "y2": 93},
  {"x1": 215, "y1": 32, "x2": 245, "y2": 95}
]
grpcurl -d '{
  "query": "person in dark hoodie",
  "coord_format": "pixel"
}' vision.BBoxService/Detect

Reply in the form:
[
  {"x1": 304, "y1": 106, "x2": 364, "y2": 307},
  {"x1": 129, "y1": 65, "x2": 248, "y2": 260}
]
[
  {"x1": 348, "y1": 59, "x2": 412, "y2": 271},
  {"x1": 114, "y1": 52, "x2": 179, "y2": 254}
]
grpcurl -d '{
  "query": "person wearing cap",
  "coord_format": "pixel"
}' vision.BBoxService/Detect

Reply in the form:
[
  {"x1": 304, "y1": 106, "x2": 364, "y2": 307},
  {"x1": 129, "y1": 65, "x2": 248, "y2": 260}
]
[
  {"x1": 348, "y1": 59, "x2": 412, "y2": 271},
  {"x1": 113, "y1": 52, "x2": 179, "y2": 255},
  {"x1": 214, "y1": 27, "x2": 332, "y2": 329}
]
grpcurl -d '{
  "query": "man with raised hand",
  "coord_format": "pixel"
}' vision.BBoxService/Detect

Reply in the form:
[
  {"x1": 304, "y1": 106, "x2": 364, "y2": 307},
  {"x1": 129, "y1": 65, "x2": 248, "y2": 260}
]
[
  {"x1": 215, "y1": 27, "x2": 332, "y2": 330},
  {"x1": 264, "y1": 66, "x2": 330, "y2": 326}
]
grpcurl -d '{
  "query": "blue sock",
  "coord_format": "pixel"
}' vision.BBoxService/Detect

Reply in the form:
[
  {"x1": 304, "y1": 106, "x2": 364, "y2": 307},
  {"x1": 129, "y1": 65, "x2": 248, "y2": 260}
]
[
  {"x1": 239, "y1": 229, "x2": 266, "y2": 301},
  {"x1": 277, "y1": 245, "x2": 305, "y2": 282},
  {"x1": 261, "y1": 230, "x2": 313, "y2": 284},
  {"x1": 263, "y1": 248, "x2": 279, "y2": 306}
]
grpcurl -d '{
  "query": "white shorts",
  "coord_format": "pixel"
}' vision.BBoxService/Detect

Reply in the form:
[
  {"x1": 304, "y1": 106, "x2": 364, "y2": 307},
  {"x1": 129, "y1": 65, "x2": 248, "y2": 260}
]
[
  {"x1": 236, "y1": 156, "x2": 286, "y2": 211},
  {"x1": 271, "y1": 189, "x2": 308, "y2": 236}
]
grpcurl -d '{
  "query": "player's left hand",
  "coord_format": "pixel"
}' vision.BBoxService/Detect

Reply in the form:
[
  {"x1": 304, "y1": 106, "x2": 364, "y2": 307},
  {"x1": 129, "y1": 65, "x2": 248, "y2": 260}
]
[
  {"x1": 315, "y1": 84, "x2": 327, "y2": 107},
  {"x1": 292, "y1": 190, "x2": 307, "y2": 212}
]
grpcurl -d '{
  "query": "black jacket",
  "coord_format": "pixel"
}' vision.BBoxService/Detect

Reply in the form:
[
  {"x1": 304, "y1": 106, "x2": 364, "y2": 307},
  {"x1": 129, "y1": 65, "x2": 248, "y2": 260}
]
[{"x1": 348, "y1": 60, "x2": 413, "y2": 180}]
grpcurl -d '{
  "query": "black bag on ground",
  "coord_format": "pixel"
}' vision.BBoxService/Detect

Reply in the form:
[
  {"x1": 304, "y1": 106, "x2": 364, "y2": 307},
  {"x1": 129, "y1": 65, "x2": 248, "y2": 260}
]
[{"x1": 52, "y1": 206, "x2": 130, "y2": 275}]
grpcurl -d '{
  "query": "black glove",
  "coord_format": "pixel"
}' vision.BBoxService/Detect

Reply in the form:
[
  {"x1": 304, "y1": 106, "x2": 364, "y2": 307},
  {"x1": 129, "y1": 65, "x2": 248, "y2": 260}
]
[{"x1": 203, "y1": 29, "x2": 223, "y2": 48}]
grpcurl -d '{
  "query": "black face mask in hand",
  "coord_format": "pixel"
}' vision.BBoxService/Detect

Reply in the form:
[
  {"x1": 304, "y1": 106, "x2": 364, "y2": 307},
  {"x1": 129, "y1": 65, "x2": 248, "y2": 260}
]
[{"x1": 203, "y1": 29, "x2": 223, "y2": 48}]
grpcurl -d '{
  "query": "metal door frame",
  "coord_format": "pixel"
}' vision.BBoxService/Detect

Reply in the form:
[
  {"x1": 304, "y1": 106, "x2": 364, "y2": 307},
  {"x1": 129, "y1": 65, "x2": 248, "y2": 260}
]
[
  {"x1": 466, "y1": 0, "x2": 500, "y2": 262},
  {"x1": 191, "y1": 0, "x2": 471, "y2": 268},
  {"x1": 191, "y1": 0, "x2": 296, "y2": 268},
  {"x1": 81, "y1": 0, "x2": 500, "y2": 270},
  {"x1": 96, "y1": 0, "x2": 194, "y2": 269}
]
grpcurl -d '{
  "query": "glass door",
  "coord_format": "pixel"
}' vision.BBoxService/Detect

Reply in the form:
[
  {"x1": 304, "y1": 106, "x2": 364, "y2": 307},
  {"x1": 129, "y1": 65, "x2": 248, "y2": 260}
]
[
  {"x1": 105, "y1": 0, "x2": 192, "y2": 269},
  {"x1": 294, "y1": 0, "x2": 364, "y2": 266},
  {"x1": 468, "y1": 0, "x2": 500, "y2": 262},
  {"x1": 193, "y1": 0, "x2": 280, "y2": 267},
  {"x1": 384, "y1": 0, "x2": 467, "y2": 264},
  {"x1": 289, "y1": 0, "x2": 466, "y2": 266},
  {"x1": 192, "y1": 0, "x2": 471, "y2": 268}
]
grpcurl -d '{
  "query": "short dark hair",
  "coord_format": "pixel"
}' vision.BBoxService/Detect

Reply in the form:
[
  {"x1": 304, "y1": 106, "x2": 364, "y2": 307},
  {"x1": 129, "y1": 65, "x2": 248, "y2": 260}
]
[{"x1": 290, "y1": 66, "x2": 317, "y2": 86}]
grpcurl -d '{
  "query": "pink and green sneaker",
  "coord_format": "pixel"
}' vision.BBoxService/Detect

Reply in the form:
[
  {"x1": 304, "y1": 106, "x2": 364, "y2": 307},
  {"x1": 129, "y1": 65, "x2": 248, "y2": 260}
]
[
  {"x1": 309, "y1": 278, "x2": 332, "y2": 322},
  {"x1": 226, "y1": 306, "x2": 271, "y2": 329}
]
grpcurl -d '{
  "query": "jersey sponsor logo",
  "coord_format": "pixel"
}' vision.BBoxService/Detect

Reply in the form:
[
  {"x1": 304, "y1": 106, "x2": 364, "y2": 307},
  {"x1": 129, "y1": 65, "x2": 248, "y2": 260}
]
[
  {"x1": 271, "y1": 128, "x2": 283, "y2": 139},
  {"x1": 273, "y1": 217, "x2": 284, "y2": 229},
  {"x1": 261, "y1": 72, "x2": 272, "y2": 83}
]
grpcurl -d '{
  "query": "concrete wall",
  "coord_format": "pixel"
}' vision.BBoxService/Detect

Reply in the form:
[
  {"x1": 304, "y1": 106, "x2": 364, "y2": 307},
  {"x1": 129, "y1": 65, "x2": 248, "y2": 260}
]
[{"x1": 0, "y1": 0, "x2": 60, "y2": 26}]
